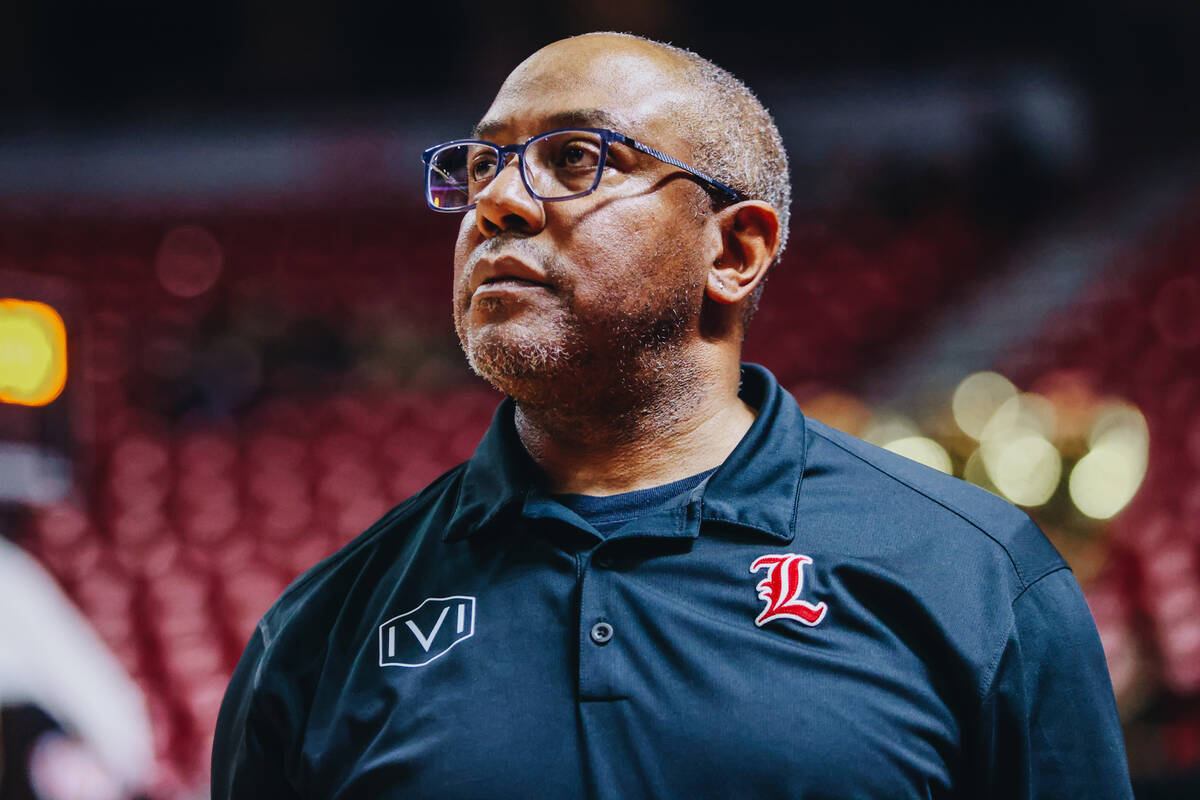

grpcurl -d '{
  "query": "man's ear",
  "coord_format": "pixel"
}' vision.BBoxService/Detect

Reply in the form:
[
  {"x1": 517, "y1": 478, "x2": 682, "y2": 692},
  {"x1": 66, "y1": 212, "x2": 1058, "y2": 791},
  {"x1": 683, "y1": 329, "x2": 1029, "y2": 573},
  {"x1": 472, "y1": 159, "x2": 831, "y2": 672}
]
[{"x1": 705, "y1": 201, "x2": 780, "y2": 304}]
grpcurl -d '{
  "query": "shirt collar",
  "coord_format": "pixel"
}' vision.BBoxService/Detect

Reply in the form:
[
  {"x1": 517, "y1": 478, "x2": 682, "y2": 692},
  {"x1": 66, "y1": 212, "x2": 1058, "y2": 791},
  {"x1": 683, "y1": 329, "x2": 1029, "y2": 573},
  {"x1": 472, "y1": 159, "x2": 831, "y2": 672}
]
[{"x1": 445, "y1": 363, "x2": 807, "y2": 543}]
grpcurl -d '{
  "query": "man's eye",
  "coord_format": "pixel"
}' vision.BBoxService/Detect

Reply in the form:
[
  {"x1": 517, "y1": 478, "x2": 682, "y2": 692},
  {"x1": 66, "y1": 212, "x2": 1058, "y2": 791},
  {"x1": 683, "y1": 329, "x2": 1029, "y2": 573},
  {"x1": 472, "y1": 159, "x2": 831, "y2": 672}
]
[
  {"x1": 558, "y1": 142, "x2": 601, "y2": 169},
  {"x1": 470, "y1": 157, "x2": 497, "y2": 182}
]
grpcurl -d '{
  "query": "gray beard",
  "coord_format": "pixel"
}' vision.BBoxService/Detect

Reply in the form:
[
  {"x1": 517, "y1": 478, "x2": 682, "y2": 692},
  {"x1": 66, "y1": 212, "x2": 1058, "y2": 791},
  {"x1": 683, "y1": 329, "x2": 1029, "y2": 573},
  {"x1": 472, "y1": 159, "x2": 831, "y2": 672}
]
[
  {"x1": 456, "y1": 274, "x2": 703, "y2": 425},
  {"x1": 453, "y1": 218, "x2": 710, "y2": 426},
  {"x1": 459, "y1": 295, "x2": 584, "y2": 383}
]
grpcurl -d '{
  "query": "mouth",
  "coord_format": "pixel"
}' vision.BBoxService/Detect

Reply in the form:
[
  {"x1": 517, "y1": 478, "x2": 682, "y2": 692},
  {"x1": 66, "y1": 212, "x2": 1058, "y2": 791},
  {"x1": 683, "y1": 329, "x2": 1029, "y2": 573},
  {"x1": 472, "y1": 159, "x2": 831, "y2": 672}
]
[
  {"x1": 472, "y1": 278, "x2": 552, "y2": 304},
  {"x1": 478, "y1": 276, "x2": 546, "y2": 289},
  {"x1": 468, "y1": 255, "x2": 552, "y2": 297}
]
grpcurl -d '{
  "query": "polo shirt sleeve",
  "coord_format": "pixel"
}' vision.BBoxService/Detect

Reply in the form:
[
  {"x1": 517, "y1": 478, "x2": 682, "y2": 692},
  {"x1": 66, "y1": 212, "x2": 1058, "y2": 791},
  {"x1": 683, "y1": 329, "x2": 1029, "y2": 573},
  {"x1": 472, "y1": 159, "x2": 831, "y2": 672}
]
[
  {"x1": 973, "y1": 567, "x2": 1133, "y2": 799},
  {"x1": 211, "y1": 624, "x2": 302, "y2": 799}
]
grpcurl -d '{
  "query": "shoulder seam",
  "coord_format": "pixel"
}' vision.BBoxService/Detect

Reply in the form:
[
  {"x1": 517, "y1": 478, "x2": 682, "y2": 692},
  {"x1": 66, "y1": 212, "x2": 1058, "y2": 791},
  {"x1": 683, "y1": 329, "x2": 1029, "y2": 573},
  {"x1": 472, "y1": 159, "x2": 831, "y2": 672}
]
[
  {"x1": 1010, "y1": 563, "x2": 1073, "y2": 605},
  {"x1": 978, "y1": 565, "x2": 1074, "y2": 700},
  {"x1": 810, "y1": 426, "x2": 1030, "y2": 589}
]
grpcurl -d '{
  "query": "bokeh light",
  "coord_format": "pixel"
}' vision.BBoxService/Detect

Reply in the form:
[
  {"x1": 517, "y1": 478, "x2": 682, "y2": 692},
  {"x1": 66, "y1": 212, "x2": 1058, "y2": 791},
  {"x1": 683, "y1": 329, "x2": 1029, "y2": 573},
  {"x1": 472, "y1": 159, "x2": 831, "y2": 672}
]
[
  {"x1": 0, "y1": 298, "x2": 68, "y2": 407},
  {"x1": 1070, "y1": 402, "x2": 1150, "y2": 519},
  {"x1": 952, "y1": 371, "x2": 1016, "y2": 440},
  {"x1": 971, "y1": 388, "x2": 1062, "y2": 507},
  {"x1": 862, "y1": 413, "x2": 920, "y2": 449},
  {"x1": 883, "y1": 436, "x2": 953, "y2": 474},
  {"x1": 984, "y1": 433, "x2": 1062, "y2": 507},
  {"x1": 981, "y1": 392, "x2": 1058, "y2": 443},
  {"x1": 962, "y1": 448, "x2": 999, "y2": 495},
  {"x1": 155, "y1": 225, "x2": 224, "y2": 299},
  {"x1": 1150, "y1": 275, "x2": 1200, "y2": 349},
  {"x1": 1087, "y1": 402, "x2": 1149, "y2": 454}
]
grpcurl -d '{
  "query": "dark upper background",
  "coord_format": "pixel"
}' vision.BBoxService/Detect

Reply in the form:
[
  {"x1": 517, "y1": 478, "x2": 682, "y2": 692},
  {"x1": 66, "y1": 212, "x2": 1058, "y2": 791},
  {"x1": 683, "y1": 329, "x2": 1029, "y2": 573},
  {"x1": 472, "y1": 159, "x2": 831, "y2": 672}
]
[{"x1": 3, "y1": 0, "x2": 1199, "y2": 157}]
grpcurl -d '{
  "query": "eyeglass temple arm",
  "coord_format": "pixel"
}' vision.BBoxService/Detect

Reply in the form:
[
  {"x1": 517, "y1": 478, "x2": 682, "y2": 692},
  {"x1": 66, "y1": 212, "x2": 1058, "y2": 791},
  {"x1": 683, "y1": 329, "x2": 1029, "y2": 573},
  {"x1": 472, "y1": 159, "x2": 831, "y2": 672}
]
[{"x1": 613, "y1": 133, "x2": 744, "y2": 202}]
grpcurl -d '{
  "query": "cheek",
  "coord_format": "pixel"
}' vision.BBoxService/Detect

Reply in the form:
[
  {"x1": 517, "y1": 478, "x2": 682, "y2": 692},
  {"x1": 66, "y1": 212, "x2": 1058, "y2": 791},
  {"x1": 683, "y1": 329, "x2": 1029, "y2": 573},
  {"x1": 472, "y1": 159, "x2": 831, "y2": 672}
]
[
  {"x1": 452, "y1": 216, "x2": 478, "y2": 285},
  {"x1": 563, "y1": 206, "x2": 704, "y2": 305},
  {"x1": 452, "y1": 217, "x2": 487, "y2": 314}
]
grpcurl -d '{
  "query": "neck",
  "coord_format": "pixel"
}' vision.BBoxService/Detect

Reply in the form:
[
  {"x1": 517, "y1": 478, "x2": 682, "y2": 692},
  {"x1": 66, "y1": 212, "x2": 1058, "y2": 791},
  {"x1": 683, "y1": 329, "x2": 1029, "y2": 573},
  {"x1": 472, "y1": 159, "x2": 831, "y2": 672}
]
[{"x1": 512, "y1": 347, "x2": 754, "y2": 495}]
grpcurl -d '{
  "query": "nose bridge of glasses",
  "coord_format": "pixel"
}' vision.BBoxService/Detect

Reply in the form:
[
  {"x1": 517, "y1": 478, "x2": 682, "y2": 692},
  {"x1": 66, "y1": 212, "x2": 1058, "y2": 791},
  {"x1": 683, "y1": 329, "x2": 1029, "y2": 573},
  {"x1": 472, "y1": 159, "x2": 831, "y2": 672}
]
[
  {"x1": 474, "y1": 141, "x2": 538, "y2": 207},
  {"x1": 495, "y1": 143, "x2": 525, "y2": 175}
]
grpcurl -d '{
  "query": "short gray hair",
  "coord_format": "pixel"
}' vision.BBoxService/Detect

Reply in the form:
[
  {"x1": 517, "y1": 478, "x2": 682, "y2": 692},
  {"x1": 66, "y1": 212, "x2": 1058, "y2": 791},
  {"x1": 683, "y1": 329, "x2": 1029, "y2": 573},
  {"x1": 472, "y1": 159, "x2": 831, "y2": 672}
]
[{"x1": 602, "y1": 33, "x2": 791, "y2": 323}]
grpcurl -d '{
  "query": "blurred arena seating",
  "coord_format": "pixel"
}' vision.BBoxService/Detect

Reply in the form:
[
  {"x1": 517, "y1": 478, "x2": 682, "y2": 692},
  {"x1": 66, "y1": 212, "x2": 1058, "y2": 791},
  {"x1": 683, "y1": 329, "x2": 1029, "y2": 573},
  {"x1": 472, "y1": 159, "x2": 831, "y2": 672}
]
[
  {"x1": 747, "y1": 210, "x2": 986, "y2": 387},
  {"x1": 3, "y1": 176, "x2": 1194, "y2": 792},
  {"x1": 1000, "y1": 189, "x2": 1200, "y2": 779}
]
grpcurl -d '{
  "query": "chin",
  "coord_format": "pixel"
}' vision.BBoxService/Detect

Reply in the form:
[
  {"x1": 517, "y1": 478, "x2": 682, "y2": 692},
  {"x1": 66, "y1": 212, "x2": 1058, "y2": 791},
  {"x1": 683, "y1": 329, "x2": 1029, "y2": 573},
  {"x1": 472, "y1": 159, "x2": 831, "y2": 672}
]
[{"x1": 460, "y1": 326, "x2": 582, "y2": 395}]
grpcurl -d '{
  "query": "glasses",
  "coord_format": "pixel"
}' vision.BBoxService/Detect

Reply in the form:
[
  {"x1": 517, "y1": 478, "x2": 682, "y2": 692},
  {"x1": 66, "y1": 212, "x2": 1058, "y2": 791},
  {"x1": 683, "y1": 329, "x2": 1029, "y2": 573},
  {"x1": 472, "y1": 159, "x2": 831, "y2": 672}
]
[{"x1": 422, "y1": 127, "x2": 744, "y2": 213}]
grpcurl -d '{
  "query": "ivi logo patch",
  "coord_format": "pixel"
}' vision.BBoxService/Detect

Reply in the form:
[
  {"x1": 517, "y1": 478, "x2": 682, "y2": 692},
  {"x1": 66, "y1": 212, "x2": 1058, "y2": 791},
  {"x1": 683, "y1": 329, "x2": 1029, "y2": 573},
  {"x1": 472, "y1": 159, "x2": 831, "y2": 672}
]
[{"x1": 379, "y1": 596, "x2": 476, "y2": 667}]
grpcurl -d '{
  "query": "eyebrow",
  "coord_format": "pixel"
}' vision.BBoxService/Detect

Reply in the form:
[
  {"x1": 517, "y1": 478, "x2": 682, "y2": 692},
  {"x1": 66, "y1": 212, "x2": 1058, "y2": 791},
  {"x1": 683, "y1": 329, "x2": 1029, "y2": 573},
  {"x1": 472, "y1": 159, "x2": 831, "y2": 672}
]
[{"x1": 471, "y1": 109, "x2": 630, "y2": 140}]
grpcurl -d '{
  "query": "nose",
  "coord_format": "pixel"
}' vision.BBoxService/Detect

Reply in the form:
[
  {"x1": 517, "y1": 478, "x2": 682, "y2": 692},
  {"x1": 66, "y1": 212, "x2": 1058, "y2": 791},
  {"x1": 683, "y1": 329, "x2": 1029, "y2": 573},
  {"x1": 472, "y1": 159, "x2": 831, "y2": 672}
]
[{"x1": 473, "y1": 152, "x2": 545, "y2": 238}]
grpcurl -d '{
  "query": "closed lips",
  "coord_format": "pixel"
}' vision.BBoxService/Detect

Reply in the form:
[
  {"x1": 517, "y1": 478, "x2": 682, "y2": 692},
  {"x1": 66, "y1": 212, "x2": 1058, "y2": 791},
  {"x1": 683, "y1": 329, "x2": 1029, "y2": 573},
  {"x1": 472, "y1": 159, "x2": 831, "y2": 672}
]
[{"x1": 469, "y1": 256, "x2": 551, "y2": 294}]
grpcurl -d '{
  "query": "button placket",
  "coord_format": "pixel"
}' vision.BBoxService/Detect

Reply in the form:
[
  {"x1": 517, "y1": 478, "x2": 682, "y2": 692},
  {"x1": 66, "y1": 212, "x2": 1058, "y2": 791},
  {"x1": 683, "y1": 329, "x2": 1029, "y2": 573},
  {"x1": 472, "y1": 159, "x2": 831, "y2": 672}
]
[{"x1": 577, "y1": 552, "x2": 622, "y2": 700}]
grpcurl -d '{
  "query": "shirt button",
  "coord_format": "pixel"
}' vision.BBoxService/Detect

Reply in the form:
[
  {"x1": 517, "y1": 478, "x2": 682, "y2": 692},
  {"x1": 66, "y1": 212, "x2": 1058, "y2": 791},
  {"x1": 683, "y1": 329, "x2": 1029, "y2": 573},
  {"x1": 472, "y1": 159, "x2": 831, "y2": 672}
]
[{"x1": 590, "y1": 621, "x2": 614, "y2": 645}]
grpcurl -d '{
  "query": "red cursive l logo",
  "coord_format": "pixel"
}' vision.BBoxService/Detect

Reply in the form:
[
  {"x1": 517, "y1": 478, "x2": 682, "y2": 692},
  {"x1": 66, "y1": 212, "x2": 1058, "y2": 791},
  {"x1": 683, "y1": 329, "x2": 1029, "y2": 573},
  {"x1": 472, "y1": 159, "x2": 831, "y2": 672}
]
[{"x1": 750, "y1": 553, "x2": 828, "y2": 628}]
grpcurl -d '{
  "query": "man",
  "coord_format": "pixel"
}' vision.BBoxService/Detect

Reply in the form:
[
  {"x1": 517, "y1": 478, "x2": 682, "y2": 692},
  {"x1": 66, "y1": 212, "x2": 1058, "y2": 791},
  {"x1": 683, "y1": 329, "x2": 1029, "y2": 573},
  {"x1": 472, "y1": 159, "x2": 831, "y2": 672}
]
[{"x1": 212, "y1": 32, "x2": 1132, "y2": 798}]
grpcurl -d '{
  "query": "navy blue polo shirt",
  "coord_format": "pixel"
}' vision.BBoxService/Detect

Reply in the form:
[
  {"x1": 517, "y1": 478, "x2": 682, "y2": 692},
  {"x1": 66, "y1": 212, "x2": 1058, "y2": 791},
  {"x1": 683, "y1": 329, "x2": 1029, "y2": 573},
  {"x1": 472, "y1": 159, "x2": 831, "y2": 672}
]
[{"x1": 212, "y1": 364, "x2": 1132, "y2": 799}]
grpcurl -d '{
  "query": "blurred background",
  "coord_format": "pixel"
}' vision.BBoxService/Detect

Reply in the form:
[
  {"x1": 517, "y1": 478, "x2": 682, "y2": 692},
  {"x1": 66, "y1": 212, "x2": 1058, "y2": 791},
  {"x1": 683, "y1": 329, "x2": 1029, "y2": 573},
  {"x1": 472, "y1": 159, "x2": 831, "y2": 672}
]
[{"x1": 1, "y1": 0, "x2": 1198, "y2": 797}]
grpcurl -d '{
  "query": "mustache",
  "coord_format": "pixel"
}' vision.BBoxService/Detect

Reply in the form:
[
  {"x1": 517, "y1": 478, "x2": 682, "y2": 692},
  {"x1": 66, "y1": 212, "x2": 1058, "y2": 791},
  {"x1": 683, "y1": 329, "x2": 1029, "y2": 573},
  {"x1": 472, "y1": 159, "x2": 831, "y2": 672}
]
[
  {"x1": 462, "y1": 236, "x2": 566, "y2": 287},
  {"x1": 466, "y1": 234, "x2": 535, "y2": 268}
]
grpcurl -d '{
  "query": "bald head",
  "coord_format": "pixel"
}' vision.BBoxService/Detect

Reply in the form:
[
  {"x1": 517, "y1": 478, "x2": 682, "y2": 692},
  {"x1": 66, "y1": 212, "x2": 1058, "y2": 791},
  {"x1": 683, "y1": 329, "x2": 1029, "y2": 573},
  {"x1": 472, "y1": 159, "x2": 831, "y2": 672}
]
[{"x1": 497, "y1": 34, "x2": 695, "y2": 110}]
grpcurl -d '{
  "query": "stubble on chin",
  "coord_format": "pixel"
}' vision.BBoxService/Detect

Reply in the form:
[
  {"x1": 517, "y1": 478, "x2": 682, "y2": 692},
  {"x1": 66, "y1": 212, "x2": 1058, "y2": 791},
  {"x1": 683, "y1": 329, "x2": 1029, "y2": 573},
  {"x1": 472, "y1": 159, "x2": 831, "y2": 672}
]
[
  {"x1": 457, "y1": 298, "x2": 585, "y2": 391},
  {"x1": 454, "y1": 275, "x2": 703, "y2": 419}
]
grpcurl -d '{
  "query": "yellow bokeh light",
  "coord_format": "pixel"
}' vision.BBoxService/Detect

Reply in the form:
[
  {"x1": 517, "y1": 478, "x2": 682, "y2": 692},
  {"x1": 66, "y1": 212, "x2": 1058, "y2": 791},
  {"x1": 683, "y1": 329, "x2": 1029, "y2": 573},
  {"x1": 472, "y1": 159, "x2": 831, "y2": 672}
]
[
  {"x1": 1069, "y1": 444, "x2": 1144, "y2": 520},
  {"x1": 0, "y1": 299, "x2": 68, "y2": 407},
  {"x1": 952, "y1": 371, "x2": 1016, "y2": 440},
  {"x1": 862, "y1": 414, "x2": 920, "y2": 449},
  {"x1": 884, "y1": 436, "x2": 953, "y2": 474},
  {"x1": 963, "y1": 448, "x2": 1000, "y2": 495},
  {"x1": 1069, "y1": 401, "x2": 1149, "y2": 519},
  {"x1": 982, "y1": 393, "x2": 1058, "y2": 443},
  {"x1": 1088, "y1": 403, "x2": 1149, "y2": 454},
  {"x1": 983, "y1": 433, "x2": 1062, "y2": 507},
  {"x1": 974, "y1": 387, "x2": 1063, "y2": 506}
]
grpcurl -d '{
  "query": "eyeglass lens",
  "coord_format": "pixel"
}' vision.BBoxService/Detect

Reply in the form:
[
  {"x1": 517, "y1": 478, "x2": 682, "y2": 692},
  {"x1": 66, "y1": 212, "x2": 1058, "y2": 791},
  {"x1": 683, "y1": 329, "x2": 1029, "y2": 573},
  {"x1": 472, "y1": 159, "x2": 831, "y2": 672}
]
[{"x1": 428, "y1": 130, "x2": 606, "y2": 210}]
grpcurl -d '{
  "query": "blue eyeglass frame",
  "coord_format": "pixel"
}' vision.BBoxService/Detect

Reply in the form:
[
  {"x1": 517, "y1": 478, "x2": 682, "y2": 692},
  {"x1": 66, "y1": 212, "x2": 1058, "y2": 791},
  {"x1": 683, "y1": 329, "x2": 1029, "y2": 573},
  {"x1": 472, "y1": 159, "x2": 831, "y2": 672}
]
[{"x1": 421, "y1": 126, "x2": 745, "y2": 213}]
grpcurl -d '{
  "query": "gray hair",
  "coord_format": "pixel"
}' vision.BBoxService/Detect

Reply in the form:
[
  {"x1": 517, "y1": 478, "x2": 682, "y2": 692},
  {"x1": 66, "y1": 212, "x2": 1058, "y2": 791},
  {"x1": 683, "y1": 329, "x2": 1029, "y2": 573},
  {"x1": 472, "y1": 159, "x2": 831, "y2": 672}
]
[{"x1": 603, "y1": 34, "x2": 792, "y2": 322}]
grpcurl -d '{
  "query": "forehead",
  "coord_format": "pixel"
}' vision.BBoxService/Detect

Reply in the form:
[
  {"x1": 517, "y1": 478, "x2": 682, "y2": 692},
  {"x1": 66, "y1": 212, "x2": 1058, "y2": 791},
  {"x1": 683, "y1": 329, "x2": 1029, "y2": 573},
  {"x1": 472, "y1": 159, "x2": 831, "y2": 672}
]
[{"x1": 474, "y1": 40, "x2": 694, "y2": 147}]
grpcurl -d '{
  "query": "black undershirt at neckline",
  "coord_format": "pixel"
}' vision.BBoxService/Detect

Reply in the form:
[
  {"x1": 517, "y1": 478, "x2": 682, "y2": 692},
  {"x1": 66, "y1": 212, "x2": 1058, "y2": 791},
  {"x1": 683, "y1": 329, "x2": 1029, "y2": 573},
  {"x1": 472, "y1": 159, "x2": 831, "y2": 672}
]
[{"x1": 551, "y1": 468, "x2": 718, "y2": 537}]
